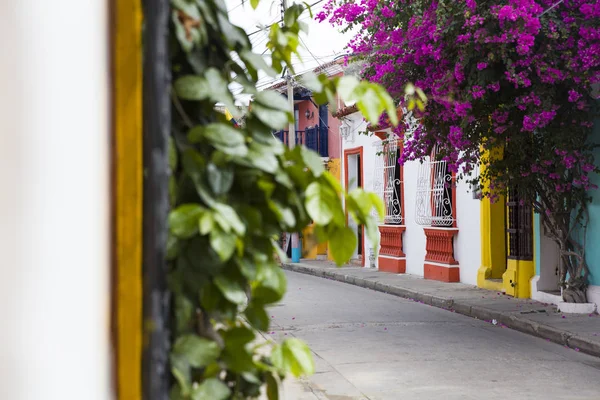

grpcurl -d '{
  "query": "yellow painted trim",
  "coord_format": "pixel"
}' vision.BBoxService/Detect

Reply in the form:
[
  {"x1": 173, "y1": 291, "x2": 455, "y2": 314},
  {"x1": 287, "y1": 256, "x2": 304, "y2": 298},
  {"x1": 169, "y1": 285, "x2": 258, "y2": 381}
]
[
  {"x1": 478, "y1": 278, "x2": 504, "y2": 292},
  {"x1": 326, "y1": 158, "x2": 341, "y2": 262},
  {"x1": 114, "y1": 0, "x2": 143, "y2": 398},
  {"x1": 302, "y1": 224, "x2": 318, "y2": 259},
  {"x1": 502, "y1": 209, "x2": 536, "y2": 298},
  {"x1": 477, "y1": 146, "x2": 507, "y2": 290},
  {"x1": 503, "y1": 259, "x2": 535, "y2": 298}
]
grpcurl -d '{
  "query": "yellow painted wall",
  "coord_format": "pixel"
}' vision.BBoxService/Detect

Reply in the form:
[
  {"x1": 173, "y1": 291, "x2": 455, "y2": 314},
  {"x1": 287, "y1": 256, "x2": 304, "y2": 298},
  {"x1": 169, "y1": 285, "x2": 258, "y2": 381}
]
[
  {"x1": 477, "y1": 146, "x2": 506, "y2": 291},
  {"x1": 302, "y1": 224, "x2": 318, "y2": 259},
  {"x1": 114, "y1": 0, "x2": 143, "y2": 398},
  {"x1": 503, "y1": 259, "x2": 535, "y2": 298},
  {"x1": 502, "y1": 208, "x2": 535, "y2": 298},
  {"x1": 326, "y1": 158, "x2": 341, "y2": 261}
]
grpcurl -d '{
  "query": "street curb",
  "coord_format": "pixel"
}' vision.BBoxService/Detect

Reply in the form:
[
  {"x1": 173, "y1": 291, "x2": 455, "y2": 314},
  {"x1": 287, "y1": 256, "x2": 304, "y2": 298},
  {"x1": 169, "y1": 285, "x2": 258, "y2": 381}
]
[{"x1": 282, "y1": 263, "x2": 600, "y2": 358}]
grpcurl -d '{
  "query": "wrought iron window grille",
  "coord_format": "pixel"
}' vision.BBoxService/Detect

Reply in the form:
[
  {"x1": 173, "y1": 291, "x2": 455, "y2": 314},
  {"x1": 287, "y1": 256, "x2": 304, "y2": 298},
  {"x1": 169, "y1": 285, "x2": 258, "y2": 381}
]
[
  {"x1": 415, "y1": 145, "x2": 456, "y2": 227},
  {"x1": 506, "y1": 189, "x2": 533, "y2": 260},
  {"x1": 373, "y1": 138, "x2": 403, "y2": 225}
]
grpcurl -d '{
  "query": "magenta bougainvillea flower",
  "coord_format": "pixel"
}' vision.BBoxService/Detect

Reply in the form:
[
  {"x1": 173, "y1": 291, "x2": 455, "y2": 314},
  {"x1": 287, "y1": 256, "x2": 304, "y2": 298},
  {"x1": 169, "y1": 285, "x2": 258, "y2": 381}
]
[
  {"x1": 318, "y1": 0, "x2": 600, "y2": 195},
  {"x1": 319, "y1": 0, "x2": 600, "y2": 297}
]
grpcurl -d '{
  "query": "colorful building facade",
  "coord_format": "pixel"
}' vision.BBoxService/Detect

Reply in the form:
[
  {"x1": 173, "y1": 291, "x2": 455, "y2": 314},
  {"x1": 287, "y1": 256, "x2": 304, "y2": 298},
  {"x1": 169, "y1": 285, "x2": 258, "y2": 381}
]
[
  {"x1": 335, "y1": 104, "x2": 482, "y2": 284},
  {"x1": 530, "y1": 112, "x2": 600, "y2": 307},
  {"x1": 267, "y1": 61, "x2": 344, "y2": 262}
]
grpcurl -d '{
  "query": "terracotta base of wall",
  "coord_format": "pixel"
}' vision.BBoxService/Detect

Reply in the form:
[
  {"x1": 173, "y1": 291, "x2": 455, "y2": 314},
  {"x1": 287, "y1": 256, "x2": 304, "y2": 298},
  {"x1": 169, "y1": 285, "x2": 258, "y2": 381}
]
[
  {"x1": 378, "y1": 256, "x2": 406, "y2": 274},
  {"x1": 424, "y1": 263, "x2": 460, "y2": 283}
]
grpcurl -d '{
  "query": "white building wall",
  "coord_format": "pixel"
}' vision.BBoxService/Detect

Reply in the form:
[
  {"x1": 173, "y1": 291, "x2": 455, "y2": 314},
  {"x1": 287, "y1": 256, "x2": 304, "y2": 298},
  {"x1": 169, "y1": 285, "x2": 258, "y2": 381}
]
[
  {"x1": 339, "y1": 115, "x2": 481, "y2": 284},
  {"x1": 402, "y1": 160, "x2": 427, "y2": 276},
  {"x1": 454, "y1": 180, "x2": 482, "y2": 285},
  {"x1": 340, "y1": 113, "x2": 380, "y2": 267},
  {"x1": 0, "y1": 1, "x2": 111, "y2": 399}
]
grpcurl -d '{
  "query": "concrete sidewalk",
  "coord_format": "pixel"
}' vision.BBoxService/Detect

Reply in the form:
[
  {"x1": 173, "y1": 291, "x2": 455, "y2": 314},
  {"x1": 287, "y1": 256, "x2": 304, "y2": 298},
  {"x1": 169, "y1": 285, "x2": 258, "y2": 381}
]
[{"x1": 282, "y1": 260, "x2": 600, "y2": 358}]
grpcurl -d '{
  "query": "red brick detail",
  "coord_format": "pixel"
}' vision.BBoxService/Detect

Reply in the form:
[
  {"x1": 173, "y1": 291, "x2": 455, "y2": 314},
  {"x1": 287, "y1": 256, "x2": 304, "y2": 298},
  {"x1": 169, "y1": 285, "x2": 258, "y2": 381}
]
[
  {"x1": 423, "y1": 228, "x2": 458, "y2": 265},
  {"x1": 378, "y1": 256, "x2": 406, "y2": 273},
  {"x1": 424, "y1": 263, "x2": 460, "y2": 282},
  {"x1": 379, "y1": 225, "x2": 406, "y2": 258}
]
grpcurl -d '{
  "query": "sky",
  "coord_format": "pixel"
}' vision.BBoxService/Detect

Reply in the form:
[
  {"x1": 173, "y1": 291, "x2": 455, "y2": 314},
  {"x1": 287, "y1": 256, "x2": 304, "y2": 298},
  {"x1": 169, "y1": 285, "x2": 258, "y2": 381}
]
[{"x1": 225, "y1": 0, "x2": 355, "y2": 103}]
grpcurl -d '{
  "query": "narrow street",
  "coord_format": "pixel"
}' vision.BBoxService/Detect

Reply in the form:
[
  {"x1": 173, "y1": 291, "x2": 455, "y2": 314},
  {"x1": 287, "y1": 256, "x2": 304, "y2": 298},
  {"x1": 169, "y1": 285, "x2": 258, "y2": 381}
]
[{"x1": 270, "y1": 271, "x2": 600, "y2": 400}]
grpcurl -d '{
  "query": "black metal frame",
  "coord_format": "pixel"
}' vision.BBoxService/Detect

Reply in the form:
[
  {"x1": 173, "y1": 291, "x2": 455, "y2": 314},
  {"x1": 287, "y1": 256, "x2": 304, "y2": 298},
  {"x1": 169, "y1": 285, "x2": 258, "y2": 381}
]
[
  {"x1": 389, "y1": 149, "x2": 402, "y2": 225},
  {"x1": 142, "y1": 0, "x2": 171, "y2": 398},
  {"x1": 506, "y1": 189, "x2": 533, "y2": 260}
]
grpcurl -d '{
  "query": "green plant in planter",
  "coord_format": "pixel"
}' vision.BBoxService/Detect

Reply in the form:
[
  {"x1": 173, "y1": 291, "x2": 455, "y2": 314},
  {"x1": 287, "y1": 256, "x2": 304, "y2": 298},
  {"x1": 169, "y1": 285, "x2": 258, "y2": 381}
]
[{"x1": 167, "y1": 0, "x2": 398, "y2": 398}]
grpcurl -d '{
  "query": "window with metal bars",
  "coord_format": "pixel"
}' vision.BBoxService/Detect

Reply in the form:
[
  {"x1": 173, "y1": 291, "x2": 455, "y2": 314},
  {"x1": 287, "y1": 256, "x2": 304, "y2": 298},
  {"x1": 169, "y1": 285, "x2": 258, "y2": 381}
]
[
  {"x1": 506, "y1": 189, "x2": 533, "y2": 260},
  {"x1": 389, "y1": 149, "x2": 402, "y2": 224},
  {"x1": 431, "y1": 161, "x2": 453, "y2": 227},
  {"x1": 372, "y1": 139, "x2": 403, "y2": 224},
  {"x1": 415, "y1": 145, "x2": 455, "y2": 227}
]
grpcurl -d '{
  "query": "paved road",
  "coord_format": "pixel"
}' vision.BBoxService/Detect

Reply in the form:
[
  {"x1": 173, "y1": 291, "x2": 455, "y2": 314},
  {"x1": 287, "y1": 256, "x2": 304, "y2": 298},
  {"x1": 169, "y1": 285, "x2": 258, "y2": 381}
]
[{"x1": 269, "y1": 271, "x2": 600, "y2": 400}]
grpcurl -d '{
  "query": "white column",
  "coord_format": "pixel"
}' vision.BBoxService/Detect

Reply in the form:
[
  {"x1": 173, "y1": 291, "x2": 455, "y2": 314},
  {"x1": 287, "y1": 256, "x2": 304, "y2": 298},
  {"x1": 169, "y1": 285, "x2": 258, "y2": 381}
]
[{"x1": 0, "y1": 1, "x2": 111, "y2": 399}]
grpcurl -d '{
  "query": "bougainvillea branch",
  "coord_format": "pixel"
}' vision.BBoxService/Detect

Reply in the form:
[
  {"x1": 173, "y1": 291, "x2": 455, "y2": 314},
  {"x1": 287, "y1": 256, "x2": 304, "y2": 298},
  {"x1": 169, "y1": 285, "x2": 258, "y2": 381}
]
[{"x1": 320, "y1": 0, "x2": 600, "y2": 302}]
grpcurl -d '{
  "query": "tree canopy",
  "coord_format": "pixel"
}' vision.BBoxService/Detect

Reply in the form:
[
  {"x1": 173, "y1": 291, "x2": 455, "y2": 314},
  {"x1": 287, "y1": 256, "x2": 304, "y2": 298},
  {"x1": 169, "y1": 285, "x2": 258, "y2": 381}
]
[{"x1": 320, "y1": 0, "x2": 600, "y2": 301}]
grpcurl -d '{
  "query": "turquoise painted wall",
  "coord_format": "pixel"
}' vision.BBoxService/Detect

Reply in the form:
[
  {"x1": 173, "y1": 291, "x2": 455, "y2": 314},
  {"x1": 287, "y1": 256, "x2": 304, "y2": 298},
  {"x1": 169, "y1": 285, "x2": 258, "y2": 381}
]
[
  {"x1": 534, "y1": 212, "x2": 541, "y2": 276},
  {"x1": 585, "y1": 112, "x2": 600, "y2": 286}
]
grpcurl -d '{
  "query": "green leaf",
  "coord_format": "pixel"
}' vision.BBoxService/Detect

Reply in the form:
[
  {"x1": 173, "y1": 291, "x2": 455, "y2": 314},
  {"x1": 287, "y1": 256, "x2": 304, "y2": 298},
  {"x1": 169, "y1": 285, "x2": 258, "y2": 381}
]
[
  {"x1": 301, "y1": 146, "x2": 325, "y2": 177},
  {"x1": 301, "y1": 72, "x2": 323, "y2": 92},
  {"x1": 207, "y1": 163, "x2": 234, "y2": 195},
  {"x1": 223, "y1": 326, "x2": 255, "y2": 348},
  {"x1": 252, "y1": 103, "x2": 290, "y2": 130},
  {"x1": 369, "y1": 192, "x2": 385, "y2": 220},
  {"x1": 203, "y1": 362, "x2": 221, "y2": 379},
  {"x1": 378, "y1": 87, "x2": 398, "y2": 126},
  {"x1": 348, "y1": 189, "x2": 372, "y2": 218},
  {"x1": 167, "y1": 233, "x2": 181, "y2": 261},
  {"x1": 253, "y1": 262, "x2": 287, "y2": 305},
  {"x1": 305, "y1": 182, "x2": 334, "y2": 225},
  {"x1": 199, "y1": 282, "x2": 222, "y2": 312},
  {"x1": 169, "y1": 136, "x2": 179, "y2": 171},
  {"x1": 255, "y1": 90, "x2": 290, "y2": 112},
  {"x1": 210, "y1": 228, "x2": 237, "y2": 261},
  {"x1": 198, "y1": 211, "x2": 214, "y2": 235},
  {"x1": 214, "y1": 203, "x2": 246, "y2": 236},
  {"x1": 191, "y1": 378, "x2": 231, "y2": 400},
  {"x1": 172, "y1": 0, "x2": 200, "y2": 19},
  {"x1": 171, "y1": 356, "x2": 191, "y2": 396},
  {"x1": 248, "y1": 142, "x2": 279, "y2": 173},
  {"x1": 214, "y1": 275, "x2": 247, "y2": 305},
  {"x1": 272, "y1": 338, "x2": 315, "y2": 377},
  {"x1": 189, "y1": 123, "x2": 246, "y2": 147},
  {"x1": 169, "y1": 204, "x2": 204, "y2": 238},
  {"x1": 355, "y1": 86, "x2": 382, "y2": 125},
  {"x1": 245, "y1": 303, "x2": 270, "y2": 331},
  {"x1": 336, "y1": 76, "x2": 360, "y2": 101},
  {"x1": 174, "y1": 294, "x2": 194, "y2": 334},
  {"x1": 171, "y1": 11, "x2": 200, "y2": 53},
  {"x1": 217, "y1": 13, "x2": 248, "y2": 50},
  {"x1": 266, "y1": 372, "x2": 280, "y2": 400},
  {"x1": 241, "y1": 50, "x2": 276, "y2": 77},
  {"x1": 172, "y1": 334, "x2": 220, "y2": 368},
  {"x1": 268, "y1": 201, "x2": 296, "y2": 229},
  {"x1": 170, "y1": 383, "x2": 187, "y2": 400},
  {"x1": 174, "y1": 75, "x2": 209, "y2": 101},
  {"x1": 236, "y1": 257, "x2": 258, "y2": 280},
  {"x1": 250, "y1": 0, "x2": 260, "y2": 9},
  {"x1": 329, "y1": 226, "x2": 357, "y2": 266}
]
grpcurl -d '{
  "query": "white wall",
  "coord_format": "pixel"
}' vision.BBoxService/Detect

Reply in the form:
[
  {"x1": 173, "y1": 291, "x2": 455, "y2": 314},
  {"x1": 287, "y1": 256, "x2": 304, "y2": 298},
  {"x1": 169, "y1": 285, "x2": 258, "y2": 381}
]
[
  {"x1": 402, "y1": 159, "x2": 428, "y2": 276},
  {"x1": 454, "y1": 180, "x2": 482, "y2": 285},
  {"x1": 340, "y1": 120, "x2": 482, "y2": 284},
  {"x1": 0, "y1": 1, "x2": 111, "y2": 399},
  {"x1": 538, "y1": 231, "x2": 561, "y2": 291},
  {"x1": 340, "y1": 113, "x2": 380, "y2": 266}
]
